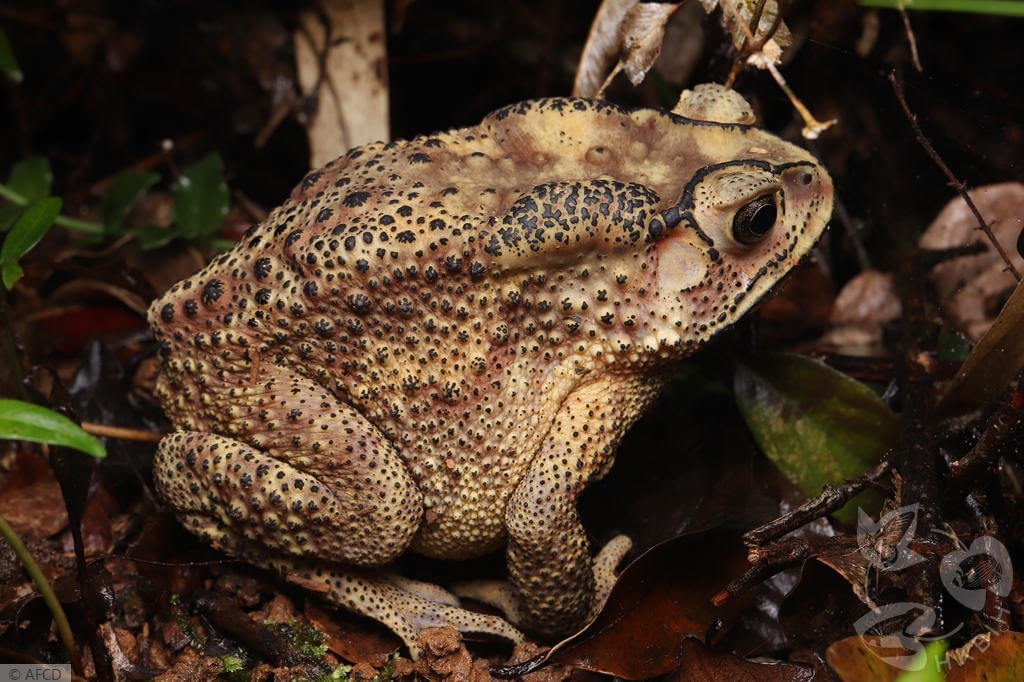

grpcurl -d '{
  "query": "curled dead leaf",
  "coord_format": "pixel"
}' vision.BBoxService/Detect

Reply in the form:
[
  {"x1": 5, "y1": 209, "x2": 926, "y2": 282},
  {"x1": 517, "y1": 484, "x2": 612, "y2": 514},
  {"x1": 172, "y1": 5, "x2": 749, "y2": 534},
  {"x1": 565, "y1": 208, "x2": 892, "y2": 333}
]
[
  {"x1": 573, "y1": 0, "x2": 682, "y2": 98},
  {"x1": 573, "y1": 0, "x2": 636, "y2": 98},
  {"x1": 618, "y1": 3, "x2": 683, "y2": 87}
]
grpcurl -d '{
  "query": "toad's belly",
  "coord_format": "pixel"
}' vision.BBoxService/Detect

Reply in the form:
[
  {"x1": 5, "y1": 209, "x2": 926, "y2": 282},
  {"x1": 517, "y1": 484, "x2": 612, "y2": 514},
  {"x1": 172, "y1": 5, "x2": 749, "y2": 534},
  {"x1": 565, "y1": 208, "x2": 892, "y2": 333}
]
[
  {"x1": 410, "y1": 500, "x2": 509, "y2": 559},
  {"x1": 402, "y1": 446, "x2": 537, "y2": 559}
]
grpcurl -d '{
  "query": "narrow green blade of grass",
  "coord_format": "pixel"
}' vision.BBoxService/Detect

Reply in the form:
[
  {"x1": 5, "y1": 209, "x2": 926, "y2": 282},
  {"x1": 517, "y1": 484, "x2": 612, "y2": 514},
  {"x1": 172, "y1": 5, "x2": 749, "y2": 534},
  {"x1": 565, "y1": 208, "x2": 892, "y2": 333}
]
[
  {"x1": 0, "y1": 26, "x2": 22, "y2": 84},
  {"x1": 860, "y1": 0, "x2": 1024, "y2": 17},
  {"x1": 0, "y1": 399, "x2": 106, "y2": 458},
  {"x1": 734, "y1": 353, "x2": 897, "y2": 522}
]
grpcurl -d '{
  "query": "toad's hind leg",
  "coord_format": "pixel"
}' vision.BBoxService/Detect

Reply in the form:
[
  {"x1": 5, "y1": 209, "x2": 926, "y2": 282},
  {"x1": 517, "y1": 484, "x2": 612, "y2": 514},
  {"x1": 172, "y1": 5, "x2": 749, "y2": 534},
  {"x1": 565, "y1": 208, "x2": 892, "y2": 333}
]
[
  {"x1": 154, "y1": 370, "x2": 422, "y2": 567},
  {"x1": 153, "y1": 370, "x2": 523, "y2": 655}
]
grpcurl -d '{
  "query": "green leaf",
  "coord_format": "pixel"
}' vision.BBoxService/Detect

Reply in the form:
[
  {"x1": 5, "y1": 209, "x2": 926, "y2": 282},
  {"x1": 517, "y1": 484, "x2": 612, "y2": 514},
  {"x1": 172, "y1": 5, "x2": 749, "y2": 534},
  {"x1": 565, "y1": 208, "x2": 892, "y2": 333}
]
[
  {"x1": 895, "y1": 640, "x2": 947, "y2": 682},
  {"x1": 136, "y1": 223, "x2": 180, "y2": 250},
  {"x1": 734, "y1": 353, "x2": 897, "y2": 522},
  {"x1": 0, "y1": 399, "x2": 106, "y2": 459},
  {"x1": 0, "y1": 203, "x2": 23, "y2": 233},
  {"x1": 7, "y1": 156, "x2": 53, "y2": 202},
  {"x1": 1, "y1": 262, "x2": 21, "y2": 289},
  {"x1": 171, "y1": 153, "x2": 229, "y2": 240},
  {"x1": 0, "y1": 26, "x2": 22, "y2": 84},
  {"x1": 0, "y1": 197, "x2": 61, "y2": 289},
  {"x1": 100, "y1": 169, "x2": 160, "y2": 235},
  {"x1": 936, "y1": 329, "x2": 971, "y2": 363}
]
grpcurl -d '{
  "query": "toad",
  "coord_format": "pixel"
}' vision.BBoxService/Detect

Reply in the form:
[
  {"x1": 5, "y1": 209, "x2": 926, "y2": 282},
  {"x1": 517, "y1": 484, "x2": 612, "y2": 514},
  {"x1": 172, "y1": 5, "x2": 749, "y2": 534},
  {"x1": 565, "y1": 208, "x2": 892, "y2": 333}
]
[{"x1": 148, "y1": 85, "x2": 833, "y2": 654}]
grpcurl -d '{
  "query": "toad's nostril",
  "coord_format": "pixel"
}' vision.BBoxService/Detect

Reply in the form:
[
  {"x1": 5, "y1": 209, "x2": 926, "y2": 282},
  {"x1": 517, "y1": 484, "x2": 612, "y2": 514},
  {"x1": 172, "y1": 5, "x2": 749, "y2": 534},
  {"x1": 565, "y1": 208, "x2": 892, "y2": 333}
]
[{"x1": 798, "y1": 171, "x2": 814, "y2": 186}]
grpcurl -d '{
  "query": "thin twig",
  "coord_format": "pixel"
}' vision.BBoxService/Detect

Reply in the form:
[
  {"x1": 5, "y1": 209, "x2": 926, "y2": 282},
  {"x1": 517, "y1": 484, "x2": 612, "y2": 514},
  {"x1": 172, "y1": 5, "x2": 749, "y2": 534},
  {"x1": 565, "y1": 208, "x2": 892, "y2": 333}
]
[
  {"x1": 888, "y1": 72, "x2": 1021, "y2": 280},
  {"x1": 897, "y1": 7, "x2": 923, "y2": 72},
  {"x1": 714, "y1": 538, "x2": 812, "y2": 605},
  {"x1": 81, "y1": 421, "x2": 163, "y2": 443},
  {"x1": 743, "y1": 460, "x2": 892, "y2": 547},
  {"x1": 949, "y1": 368, "x2": 1024, "y2": 484}
]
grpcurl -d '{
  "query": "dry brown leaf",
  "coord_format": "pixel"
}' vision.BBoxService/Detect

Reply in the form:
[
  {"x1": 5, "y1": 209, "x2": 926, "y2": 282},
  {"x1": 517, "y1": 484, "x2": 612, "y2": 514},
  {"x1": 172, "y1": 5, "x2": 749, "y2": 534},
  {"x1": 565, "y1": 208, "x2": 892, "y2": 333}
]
[
  {"x1": 619, "y1": 3, "x2": 683, "y2": 87},
  {"x1": 826, "y1": 635, "x2": 903, "y2": 682},
  {"x1": 573, "y1": 1, "x2": 682, "y2": 98},
  {"x1": 919, "y1": 182, "x2": 1024, "y2": 342},
  {"x1": 945, "y1": 631, "x2": 1024, "y2": 680},
  {"x1": 573, "y1": 0, "x2": 637, "y2": 98},
  {"x1": 819, "y1": 270, "x2": 900, "y2": 356},
  {"x1": 295, "y1": 0, "x2": 389, "y2": 167}
]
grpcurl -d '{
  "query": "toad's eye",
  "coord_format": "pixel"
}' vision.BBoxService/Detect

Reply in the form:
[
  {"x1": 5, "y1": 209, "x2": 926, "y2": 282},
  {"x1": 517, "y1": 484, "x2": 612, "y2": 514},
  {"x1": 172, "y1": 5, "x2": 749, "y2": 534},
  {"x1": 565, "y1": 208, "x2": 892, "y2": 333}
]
[{"x1": 732, "y1": 194, "x2": 778, "y2": 245}]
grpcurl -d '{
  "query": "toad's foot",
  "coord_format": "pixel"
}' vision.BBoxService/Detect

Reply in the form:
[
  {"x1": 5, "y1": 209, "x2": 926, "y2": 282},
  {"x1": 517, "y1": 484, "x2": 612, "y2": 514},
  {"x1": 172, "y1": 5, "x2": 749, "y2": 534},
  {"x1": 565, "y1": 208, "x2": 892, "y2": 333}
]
[
  {"x1": 265, "y1": 556, "x2": 524, "y2": 658},
  {"x1": 453, "y1": 534, "x2": 632, "y2": 630}
]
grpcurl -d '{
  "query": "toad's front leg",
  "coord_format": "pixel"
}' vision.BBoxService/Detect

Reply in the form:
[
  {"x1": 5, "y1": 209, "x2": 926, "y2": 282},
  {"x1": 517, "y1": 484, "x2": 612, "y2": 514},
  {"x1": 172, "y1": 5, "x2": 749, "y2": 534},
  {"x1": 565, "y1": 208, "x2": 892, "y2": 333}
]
[{"x1": 502, "y1": 374, "x2": 661, "y2": 636}]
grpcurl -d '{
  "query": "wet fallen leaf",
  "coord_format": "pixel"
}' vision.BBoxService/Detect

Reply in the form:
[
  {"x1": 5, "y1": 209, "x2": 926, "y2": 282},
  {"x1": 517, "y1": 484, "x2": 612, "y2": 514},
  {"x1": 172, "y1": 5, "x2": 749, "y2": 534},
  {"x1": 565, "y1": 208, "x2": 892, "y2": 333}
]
[
  {"x1": 305, "y1": 600, "x2": 399, "y2": 668},
  {"x1": 778, "y1": 556, "x2": 867, "y2": 650},
  {"x1": 497, "y1": 530, "x2": 752, "y2": 680},
  {"x1": 33, "y1": 303, "x2": 144, "y2": 355},
  {"x1": 733, "y1": 353, "x2": 895, "y2": 522},
  {"x1": 670, "y1": 637, "x2": 816, "y2": 681},
  {"x1": 0, "y1": 480, "x2": 68, "y2": 539}
]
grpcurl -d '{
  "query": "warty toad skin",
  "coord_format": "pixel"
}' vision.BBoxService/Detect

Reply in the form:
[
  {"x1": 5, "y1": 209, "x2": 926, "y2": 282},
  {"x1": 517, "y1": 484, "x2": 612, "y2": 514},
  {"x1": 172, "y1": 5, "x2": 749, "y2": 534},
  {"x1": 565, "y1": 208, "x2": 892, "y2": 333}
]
[{"x1": 148, "y1": 84, "x2": 834, "y2": 655}]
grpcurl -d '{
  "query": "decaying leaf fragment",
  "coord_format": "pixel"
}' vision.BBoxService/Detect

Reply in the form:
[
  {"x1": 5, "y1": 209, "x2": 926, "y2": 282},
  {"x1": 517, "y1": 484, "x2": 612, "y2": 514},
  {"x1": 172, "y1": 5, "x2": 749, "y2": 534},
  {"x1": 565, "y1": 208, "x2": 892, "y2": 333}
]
[
  {"x1": 618, "y1": 3, "x2": 684, "y2": 87},
  {"x1": 698, "y1": 0, "x2": 792, "y2": 52}
]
